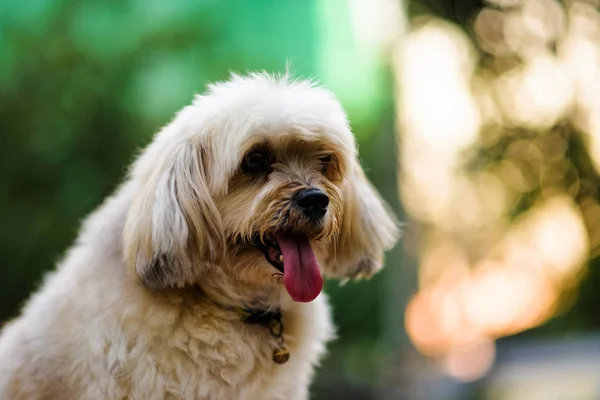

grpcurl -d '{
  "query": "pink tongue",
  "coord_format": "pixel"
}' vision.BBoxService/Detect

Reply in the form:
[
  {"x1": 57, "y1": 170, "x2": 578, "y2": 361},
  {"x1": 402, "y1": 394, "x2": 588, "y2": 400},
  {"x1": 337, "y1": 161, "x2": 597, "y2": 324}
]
[{"x1": 275, "y1": 234, "x2": 323, "y2": 302}]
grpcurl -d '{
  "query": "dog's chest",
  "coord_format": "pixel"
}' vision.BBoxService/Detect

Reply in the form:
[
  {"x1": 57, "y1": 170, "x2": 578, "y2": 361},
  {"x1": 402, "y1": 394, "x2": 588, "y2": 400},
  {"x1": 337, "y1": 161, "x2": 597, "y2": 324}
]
[
  {"x1": 115, "y1": 312, "x2": 296, "y2": 400},
  {"x1": 104, "y1": 296, "x2": 335, "y2": 400}
]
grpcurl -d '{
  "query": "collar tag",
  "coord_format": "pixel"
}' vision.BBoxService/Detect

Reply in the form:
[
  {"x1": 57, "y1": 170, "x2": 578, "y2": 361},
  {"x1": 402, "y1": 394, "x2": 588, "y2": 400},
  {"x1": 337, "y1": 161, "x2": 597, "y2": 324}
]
[{"x1": 236, "y1": 307, "x2": 289, "y2": 365}]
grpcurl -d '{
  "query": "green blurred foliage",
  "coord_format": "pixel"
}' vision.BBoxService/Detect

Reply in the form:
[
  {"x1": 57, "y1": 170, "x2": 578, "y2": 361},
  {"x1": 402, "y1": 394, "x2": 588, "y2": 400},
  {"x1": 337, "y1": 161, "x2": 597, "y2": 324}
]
[{"x1": 0, "y1": 1, "x2": 399, "y2": 397}]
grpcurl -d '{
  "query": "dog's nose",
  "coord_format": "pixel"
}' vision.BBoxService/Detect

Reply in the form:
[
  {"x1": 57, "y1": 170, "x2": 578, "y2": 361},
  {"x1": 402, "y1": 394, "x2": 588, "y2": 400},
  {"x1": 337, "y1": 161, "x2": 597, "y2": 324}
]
[{"x1": 295, "y1": 188, "x2": 329, "y2": 220}]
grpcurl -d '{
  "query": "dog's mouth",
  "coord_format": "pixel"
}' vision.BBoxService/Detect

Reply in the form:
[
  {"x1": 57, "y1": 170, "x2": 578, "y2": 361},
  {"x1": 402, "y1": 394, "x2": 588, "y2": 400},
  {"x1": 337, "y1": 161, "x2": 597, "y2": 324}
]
[
  {"x1": 252, "y1": 234, "x2": 284, "y2": 273},
  {"x1": 250, "y1": 232, "x2": 324, "y2": 303}
]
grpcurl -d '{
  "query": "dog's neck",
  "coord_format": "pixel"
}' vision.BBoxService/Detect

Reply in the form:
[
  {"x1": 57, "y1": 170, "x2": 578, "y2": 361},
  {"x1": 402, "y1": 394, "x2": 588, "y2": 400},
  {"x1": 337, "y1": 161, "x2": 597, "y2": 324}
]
[
  {"x1": 197, "y1": 270, "x2": 285, "y2": 313},
  {"x1": 194, "y1": 275, "x2": 292, "y2": 365}
]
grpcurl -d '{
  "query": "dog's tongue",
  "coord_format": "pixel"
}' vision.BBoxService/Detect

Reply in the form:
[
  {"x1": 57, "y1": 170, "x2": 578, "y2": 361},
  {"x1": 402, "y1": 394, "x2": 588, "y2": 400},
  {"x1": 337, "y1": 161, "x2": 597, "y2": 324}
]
[{"x1": 275, "y1": 233, "x2": 323, "y2": 302}]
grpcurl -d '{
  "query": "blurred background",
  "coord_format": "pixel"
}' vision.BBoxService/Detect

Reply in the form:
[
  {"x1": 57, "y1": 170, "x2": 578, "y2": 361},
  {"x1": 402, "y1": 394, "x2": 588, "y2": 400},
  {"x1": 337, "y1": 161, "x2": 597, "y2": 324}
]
[{"x1": 3, "y1": 0, "x2": 600, "y2": 398}]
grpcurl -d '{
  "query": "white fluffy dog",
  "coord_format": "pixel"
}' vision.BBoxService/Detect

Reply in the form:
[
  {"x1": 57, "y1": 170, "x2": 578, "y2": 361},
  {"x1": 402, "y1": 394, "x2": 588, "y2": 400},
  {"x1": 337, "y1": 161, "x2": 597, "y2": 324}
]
[{"x1": 0, "y1": 73, "x2": 399, "y2": 399}]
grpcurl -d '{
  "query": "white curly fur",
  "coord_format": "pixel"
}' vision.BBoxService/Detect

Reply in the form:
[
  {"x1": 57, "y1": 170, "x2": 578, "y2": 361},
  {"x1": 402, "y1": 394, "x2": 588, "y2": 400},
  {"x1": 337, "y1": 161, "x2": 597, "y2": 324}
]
[{"x1": 0, "y1": 73, "x2": 399, "y2": 400}]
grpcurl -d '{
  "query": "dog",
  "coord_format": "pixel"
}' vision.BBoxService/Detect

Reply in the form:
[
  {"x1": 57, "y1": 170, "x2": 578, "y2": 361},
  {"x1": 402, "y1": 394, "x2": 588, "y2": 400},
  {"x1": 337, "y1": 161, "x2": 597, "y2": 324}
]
[{"x1": 0, "y1": 73, "x2": 399, "y2": 399}]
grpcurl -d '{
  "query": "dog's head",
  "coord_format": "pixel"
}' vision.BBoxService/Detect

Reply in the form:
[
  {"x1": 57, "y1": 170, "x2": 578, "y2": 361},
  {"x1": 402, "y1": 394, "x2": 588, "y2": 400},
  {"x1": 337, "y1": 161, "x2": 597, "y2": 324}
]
[{"x1": 123, "y1": 73, "x2": 399, "y2": 303}]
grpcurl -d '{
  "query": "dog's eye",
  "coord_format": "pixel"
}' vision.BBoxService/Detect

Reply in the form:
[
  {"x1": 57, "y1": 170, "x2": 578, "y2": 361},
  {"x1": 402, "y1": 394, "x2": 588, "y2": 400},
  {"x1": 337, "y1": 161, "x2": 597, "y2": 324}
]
[
  {"x1": 243, "y1": 150, "x2": 272, "y2": 173},
  {"x1": 319, "y1": 154, "x2": 332, "y2": 174}
]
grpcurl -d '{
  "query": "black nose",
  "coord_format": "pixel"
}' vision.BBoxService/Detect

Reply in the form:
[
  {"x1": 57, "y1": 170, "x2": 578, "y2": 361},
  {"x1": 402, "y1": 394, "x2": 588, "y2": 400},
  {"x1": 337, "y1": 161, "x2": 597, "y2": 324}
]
[{"x1": 295, "y1": 188, "x2": 329, "y2": 220}]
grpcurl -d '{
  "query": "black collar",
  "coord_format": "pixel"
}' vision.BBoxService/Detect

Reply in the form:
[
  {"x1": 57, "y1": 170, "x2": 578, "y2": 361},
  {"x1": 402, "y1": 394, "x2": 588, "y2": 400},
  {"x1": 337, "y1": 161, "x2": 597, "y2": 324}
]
[{"x1": 206, "y1": 300, "x2": 290, "y2": 364}]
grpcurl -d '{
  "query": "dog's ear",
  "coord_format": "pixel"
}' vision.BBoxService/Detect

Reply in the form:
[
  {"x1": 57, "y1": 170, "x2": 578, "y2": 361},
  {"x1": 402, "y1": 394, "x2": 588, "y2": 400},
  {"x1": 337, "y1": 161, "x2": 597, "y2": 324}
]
[
  {"x1": 327, "y1": 158, "x2": 399, "y2": 279},
  {"x1": 123, "y1": 137, "x2": 224, "y2": 290}
]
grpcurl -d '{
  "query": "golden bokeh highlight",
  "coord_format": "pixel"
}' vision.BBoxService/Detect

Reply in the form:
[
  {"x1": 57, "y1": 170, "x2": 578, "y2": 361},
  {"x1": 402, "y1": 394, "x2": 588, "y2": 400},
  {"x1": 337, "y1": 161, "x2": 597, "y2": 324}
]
[{"x1": 393, "y1": 0, "x2": 600, "y2": 381}]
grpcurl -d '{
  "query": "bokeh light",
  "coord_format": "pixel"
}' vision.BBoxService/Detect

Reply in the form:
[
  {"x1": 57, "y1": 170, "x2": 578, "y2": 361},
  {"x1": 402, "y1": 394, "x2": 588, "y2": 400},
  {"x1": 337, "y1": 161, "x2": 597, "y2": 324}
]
[{"x1": 394, "y1": 0, "x2": 600, "y2": 383}]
